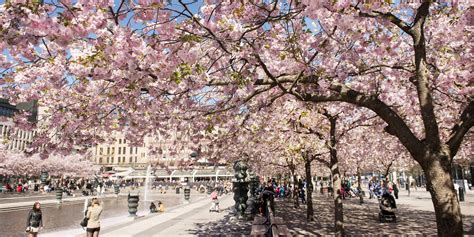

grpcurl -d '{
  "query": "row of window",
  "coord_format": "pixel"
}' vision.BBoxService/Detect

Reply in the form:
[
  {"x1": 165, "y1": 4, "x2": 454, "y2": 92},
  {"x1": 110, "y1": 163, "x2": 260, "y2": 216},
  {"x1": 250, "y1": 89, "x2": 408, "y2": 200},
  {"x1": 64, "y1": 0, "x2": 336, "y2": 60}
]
[
  {"x1": 98, "y1": 156, "x2": 138, "y2": 164},
  {"x1": 98, "y1": 146, "x2": 139, "y2": 155},
  {"x1": 0, "y1": 125, "x2": 36, "y2": 141},
  {"x1": 0, "y1": 107, "x2": 15, "y2": 117},
  {"x1": 0, "y1": 124, "x2": 35, "y2": 151}
]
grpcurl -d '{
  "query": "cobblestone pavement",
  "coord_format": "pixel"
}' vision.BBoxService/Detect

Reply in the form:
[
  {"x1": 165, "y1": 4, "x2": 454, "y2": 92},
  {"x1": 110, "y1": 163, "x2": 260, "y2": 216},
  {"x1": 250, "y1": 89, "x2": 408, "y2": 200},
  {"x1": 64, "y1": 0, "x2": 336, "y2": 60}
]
[
  {"x1": 14, "y1": 189, "x2": 474, "y2": 236},
  {"x1": 277, "y1": 189, "x2": 474, "y2": 236}
]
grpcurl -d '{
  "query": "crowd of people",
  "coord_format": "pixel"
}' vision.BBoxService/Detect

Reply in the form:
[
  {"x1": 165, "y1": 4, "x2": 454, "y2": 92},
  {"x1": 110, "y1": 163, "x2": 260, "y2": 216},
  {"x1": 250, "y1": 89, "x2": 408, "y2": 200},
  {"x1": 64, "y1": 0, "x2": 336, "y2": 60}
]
[{"x1": 368, "y1": 177, "x2": 400, "y2": 200}]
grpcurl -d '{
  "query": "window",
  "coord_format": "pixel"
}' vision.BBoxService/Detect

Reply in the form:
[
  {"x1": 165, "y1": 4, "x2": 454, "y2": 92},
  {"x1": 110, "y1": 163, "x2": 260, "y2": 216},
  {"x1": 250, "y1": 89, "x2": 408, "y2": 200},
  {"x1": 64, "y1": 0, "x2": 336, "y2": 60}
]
[
  {"x1": 135, "y1": 157, "x2": 137, "y2": 163},
  {"x1": 99, "y1": 158, "x2": 103, "y2": 164},
  {"x1": 130, "y1": 147, "x2": 133, "y2": 154},
  {"x1": 107, "y1": 157, "x2": 109, "y2": 163},
  {"x1": 107, "y1": 147, "x2": 110, "y2": 155},
  {"x1": 118, "y1": 147, "x2": 121, "y2": 155},
  {"x1": 119, "y1": 139, "x2": 122, "y2": 144},
  {"x1": 99, "y1": 148, "x2": 103, "y2": 155},
  {"x1": 111, "y1": 147, "x2": 115, "y2": 154},
  {"x1": 111, "y1": 157, "x2": 114, "y2": 163},
  {"x1": 135, "y1": 147, "x2": 138, "y2": 154},
  {"x1": 129, "y1": 157, "x2": 132, "y2": 163}
]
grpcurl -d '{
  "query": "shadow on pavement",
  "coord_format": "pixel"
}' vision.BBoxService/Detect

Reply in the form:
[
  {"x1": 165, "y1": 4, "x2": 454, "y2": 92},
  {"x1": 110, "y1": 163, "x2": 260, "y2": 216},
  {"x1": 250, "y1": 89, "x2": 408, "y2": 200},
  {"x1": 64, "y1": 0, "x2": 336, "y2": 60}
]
[
  {"x1": 183, "y1": 193, "x2": 474, "y2": 236},
  {"x1": 185, "y1": 210, "x2": 252, "y2": 236},
  {"x1": 278, "y1": 193, "x2": 474, "y2": 236}
]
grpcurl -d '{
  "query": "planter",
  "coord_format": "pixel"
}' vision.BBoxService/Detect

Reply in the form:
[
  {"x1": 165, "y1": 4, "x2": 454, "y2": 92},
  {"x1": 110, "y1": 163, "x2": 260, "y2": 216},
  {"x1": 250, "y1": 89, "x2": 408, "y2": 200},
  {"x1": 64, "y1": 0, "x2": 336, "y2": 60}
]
[{"x1": 128, "y1": 193, "x2": 140, "y2": 216}]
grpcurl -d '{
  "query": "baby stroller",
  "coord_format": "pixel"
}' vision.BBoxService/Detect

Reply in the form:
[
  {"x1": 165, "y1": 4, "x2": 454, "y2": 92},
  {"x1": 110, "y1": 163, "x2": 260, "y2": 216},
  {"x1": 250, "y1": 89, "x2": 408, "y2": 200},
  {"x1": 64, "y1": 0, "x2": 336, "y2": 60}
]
[{"x1": 378, "y1": 193, "x2": 397, "y2": 222}]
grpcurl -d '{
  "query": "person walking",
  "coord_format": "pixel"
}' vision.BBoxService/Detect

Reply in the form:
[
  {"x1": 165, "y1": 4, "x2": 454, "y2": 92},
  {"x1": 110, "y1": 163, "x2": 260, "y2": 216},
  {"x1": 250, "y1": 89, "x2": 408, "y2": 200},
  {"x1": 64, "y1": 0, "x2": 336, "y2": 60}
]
[
  {"x1": 393, "y1": 183, "x2": 399, "y2": 199},
  {"x1": 209, "y1": 190, "x2": 219, "y2": 212},
  {"x1": 86, "y1": 198, "x2": 103, "y2": 237},
  {"x1": 406, "y1": 177, "x2": 411, "y2": 197},
  {"x1": 26, "y1": 201, "x2": 43, "y2": 237}
]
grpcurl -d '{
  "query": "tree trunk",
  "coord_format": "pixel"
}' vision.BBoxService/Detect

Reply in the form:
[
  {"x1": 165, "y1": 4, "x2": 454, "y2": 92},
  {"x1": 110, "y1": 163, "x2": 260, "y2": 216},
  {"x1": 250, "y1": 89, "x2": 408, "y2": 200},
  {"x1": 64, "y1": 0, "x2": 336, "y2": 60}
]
[
  {"x1": 357, "y1": 166, "x2": 363, "y2": 204},
  {"x1": 305, "y1": 158, "x2": 314, "y2": 221},
  {"x1": 331, "y1": 153, "x2": 344, "y2": 236},
  {"x1": 422, "y1": 152, "x2": 463, "y2": 236},
  {"x1": 329, "y1": 117, "x2": 344, "y2": 236},
  {"x1": 293, "y1": 174, "x2": 300, "y2": 208}
]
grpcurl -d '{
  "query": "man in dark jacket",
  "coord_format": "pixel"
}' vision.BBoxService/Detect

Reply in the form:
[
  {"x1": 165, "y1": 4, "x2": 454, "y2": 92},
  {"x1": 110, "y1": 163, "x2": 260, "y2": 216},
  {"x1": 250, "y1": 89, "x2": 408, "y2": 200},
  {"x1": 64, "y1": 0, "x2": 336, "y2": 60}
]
[{"x1": 261, "y1": 181, "x2": 276, "y2": 215}]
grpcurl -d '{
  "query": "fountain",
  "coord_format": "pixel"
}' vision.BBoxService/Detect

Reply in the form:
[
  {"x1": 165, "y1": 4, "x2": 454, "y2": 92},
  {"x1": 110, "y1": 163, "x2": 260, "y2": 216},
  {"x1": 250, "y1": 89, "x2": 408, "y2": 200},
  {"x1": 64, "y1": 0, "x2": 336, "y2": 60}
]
[
  {"x1": 128, "y1": 164, "x2": 154, "y2": 216},
  {"x1": 143, "y1": 164, "x2": 153, "y2": 204}
]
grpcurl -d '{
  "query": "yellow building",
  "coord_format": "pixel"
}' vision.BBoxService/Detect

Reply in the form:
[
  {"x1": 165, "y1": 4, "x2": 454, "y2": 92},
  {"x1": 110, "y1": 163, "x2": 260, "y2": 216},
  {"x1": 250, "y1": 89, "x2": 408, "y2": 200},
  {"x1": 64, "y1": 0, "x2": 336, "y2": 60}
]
[{"x1": 92, "y1": 131, "x2": 195, "y2": 171}]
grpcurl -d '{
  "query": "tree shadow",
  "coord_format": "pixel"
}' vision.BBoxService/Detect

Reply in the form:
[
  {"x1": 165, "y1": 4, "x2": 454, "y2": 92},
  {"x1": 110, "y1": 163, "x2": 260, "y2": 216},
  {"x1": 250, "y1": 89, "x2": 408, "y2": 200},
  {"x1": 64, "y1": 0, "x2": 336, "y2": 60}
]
[
  {"x1": 278, "y1": 193, "x2": 474, "y2": 236},
  {"x1": 182, "y1": 194, "x2": 474, "y2": 236},
  {"x1": 185, "y1": 210, "x2": 252, "y2": 236}
]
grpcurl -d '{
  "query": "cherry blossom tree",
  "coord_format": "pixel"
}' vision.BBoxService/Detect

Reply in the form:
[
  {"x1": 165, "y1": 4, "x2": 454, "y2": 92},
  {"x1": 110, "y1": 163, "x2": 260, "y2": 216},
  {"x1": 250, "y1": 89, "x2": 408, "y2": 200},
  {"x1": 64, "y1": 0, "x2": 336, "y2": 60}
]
[
  {"x1": 1, "y1": 1, "x2": 472, "y2": 235},
  {"x1": 0, "y1": 145, "x2": 97, "y2": 177},
  {"x1": 184, "y1": 2, "x2": 472, "y2": 235}
]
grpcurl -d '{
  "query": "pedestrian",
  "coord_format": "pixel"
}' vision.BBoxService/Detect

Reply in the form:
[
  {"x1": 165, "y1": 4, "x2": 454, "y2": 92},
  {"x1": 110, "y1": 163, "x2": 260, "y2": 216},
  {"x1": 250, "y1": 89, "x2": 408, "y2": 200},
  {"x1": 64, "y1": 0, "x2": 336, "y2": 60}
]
[
  {"x1": 209, "y1": 190, "x2": 219, "y2": 212},
  {"x1": 149, "y1": 202, "x2": 157, "y2": 213},
  {"x1": 406, "y1": 178, "x2": 411, "y2": 197},
  {"x1": 86, "y1": 198, "x2": 103, "y2": 237},
  {"x1": 26, "y1": 201, "x2": 43, "y2": 237},
  {"x1": 158, "y1": 201, "x2": 165, "y2": 212},
  {"x1": 17, "y1": 183, "x2": 23, "y2": 192},
  {"x1": 260, "y1": 181, "x2": 276, "y2": 214},
  {"x1": 393, "y1": 183, "x2": 399, "y2": 199},
  {"x1": 368, "y1": 178, "x2": 375, "y2": 199}
]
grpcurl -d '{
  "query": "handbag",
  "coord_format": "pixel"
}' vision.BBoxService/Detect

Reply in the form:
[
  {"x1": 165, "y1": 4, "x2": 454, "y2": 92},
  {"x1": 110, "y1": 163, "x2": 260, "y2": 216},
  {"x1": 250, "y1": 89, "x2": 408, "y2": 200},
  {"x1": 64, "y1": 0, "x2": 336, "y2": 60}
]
[
  {"x1": 25, "y1": 226, "x2": 32, "y2": 232},
  {"x1": 80, "y1": 209, "x2": 89, "y2": 227},
  {"x1": 80, "y1": 217, "x2": 89, "y2": 227}
]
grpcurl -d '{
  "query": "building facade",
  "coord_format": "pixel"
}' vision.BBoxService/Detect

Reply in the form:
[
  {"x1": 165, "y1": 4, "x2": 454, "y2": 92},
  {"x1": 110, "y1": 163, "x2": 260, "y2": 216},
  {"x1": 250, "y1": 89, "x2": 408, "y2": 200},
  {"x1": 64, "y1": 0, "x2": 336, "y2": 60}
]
[
  {"x1": 91, "y1": 131, "x2": 196, "y2": 171},
  {"x1": 0, "y1": 99, "x2": 37, "y2": 151}
]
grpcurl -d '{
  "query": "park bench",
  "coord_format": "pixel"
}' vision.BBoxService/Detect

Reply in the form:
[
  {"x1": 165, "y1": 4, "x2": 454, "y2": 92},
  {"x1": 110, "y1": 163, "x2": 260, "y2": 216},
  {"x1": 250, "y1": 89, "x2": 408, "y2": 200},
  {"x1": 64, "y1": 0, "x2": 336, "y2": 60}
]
[{"x1": 251, "y1": 200, "x2": 290, "y2": 236}]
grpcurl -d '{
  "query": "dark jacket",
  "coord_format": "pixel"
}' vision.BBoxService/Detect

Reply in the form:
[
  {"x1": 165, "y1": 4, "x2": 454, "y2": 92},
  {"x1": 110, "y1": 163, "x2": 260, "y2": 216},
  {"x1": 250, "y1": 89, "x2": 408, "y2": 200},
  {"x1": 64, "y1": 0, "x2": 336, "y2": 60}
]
[{"x1": 26, "y1": 210, "x2": 43, "y2": 228}]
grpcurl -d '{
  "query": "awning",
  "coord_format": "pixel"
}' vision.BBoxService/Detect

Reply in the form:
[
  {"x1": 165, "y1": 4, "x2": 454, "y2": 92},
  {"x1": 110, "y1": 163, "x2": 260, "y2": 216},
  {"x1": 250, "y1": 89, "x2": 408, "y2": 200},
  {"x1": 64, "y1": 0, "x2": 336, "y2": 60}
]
[{"x1": 110, "y1": 169, "x2": 134, "y2": 178}]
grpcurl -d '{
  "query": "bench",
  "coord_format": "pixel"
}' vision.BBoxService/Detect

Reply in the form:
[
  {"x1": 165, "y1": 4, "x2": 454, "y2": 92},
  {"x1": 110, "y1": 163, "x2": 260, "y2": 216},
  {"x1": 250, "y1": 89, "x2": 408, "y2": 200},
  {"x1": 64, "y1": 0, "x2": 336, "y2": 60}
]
[{"x1": 250, "y1": 200, "x2": 290, "y2": 236}]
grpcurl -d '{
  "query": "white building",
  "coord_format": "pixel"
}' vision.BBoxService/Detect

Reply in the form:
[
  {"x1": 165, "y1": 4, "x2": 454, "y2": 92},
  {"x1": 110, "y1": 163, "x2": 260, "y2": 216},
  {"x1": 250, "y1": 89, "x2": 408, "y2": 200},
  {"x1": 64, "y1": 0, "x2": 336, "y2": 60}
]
[{"x1": 0, "y1": 99, "x2": 37, "y2": 151}]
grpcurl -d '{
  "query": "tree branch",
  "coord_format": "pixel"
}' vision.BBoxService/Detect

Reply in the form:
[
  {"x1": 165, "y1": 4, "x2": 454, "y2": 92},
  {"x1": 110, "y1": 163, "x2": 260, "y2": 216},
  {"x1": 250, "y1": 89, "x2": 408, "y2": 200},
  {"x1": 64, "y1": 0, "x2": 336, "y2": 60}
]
[
  {"x1": 294, "y1": 83, "x2": 424, "y2": 158},
  {"x1": 447, "y1": 101, "x2": 474, "y2": 158},
  {"x1": 354, "y1": 5, "x2": 413, "y2": 35},
  {"x1": 313, "y1": 156, "x2": 330, "y2": 168}
]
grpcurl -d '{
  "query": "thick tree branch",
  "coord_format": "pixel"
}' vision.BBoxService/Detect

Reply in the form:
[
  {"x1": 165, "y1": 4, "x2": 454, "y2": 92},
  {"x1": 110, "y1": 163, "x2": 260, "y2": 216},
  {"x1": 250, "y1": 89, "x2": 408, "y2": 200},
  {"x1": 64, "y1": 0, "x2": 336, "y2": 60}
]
[
  {"x1": 294, "y1": 83, "x2": 424, "y2": 158},
  {"x1": 411, "y1": 1, "x2": 440, "y2": 148},
  {"x1": 384, "y1": 159, "x2": 395, "y2": 177},
  {"x1": 355, "y1": 5, "x2": 413, "y2": 35},
  {"x1": 314, "y1": 156, "x2": 330, "y2": 168},
  {"x1": 447, "y1": 101, "x2": 474, "y2": 157}
]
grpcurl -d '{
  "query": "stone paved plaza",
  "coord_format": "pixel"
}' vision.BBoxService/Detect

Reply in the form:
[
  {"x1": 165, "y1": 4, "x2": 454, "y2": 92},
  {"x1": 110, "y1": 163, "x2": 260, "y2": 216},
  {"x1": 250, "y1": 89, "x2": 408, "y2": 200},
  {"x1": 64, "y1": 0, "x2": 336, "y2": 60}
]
[{"x1": 2, "y1": 188, "x2": 472, "y2": 236}]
